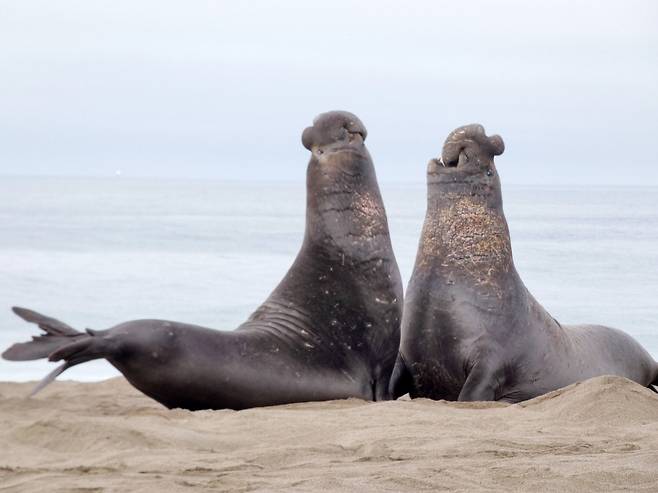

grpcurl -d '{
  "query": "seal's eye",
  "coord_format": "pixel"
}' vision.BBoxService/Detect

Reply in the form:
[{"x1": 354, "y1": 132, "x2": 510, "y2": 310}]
[{"x1": 486, "y1": 168, "x2": 493, "y2": 177}]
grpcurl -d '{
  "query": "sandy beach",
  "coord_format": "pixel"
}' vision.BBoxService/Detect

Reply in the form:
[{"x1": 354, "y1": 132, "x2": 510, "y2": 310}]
[{"x1": 0, "y1": 376, "x2": 656, "y2": 492}]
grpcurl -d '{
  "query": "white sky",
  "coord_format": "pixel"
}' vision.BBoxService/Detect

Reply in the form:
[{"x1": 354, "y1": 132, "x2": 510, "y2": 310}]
[{"x1": 1, "y1": 0, "x2": 657, "y2": 184}]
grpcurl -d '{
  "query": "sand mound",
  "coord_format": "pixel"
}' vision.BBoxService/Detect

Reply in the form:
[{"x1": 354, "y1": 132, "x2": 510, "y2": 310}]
[
  {"x1": 515, "y1": 375, "x2": 658, "y2": 424},
  {"x1": 1, "y1": 376, "x2": 657, "y2": 492}
]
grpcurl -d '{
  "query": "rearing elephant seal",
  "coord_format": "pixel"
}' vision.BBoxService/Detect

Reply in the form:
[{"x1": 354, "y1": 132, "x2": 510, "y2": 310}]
[
  {"x1": 3, "y1": 111, "x2": 403, "y2": 410},
  {"x1": 391, "y1": 124, "x2": 658, "y2": 402}
]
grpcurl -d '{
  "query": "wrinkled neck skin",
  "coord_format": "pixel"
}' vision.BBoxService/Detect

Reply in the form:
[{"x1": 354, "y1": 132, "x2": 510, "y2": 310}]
[
  {"x1": 418, "y1": 172, "x2": 518, "y2": 297},
  {"x1": 304, "y1": 148, "x2": 392, "y2": 264},
  {"x1": 244, "y1": 145, "x2": 401, "y2": 344}
]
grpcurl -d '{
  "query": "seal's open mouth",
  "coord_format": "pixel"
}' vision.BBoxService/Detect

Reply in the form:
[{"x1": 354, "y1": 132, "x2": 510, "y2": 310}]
[
  {"x1": 441, "y1": 156, "x2": 459, "y2": 168},
  {"x1": 429, "y1": 155, "x2": 461, "y2": 171},
  {"x1": 428, "y1": 124, "x2": 504, "y2": 179}
]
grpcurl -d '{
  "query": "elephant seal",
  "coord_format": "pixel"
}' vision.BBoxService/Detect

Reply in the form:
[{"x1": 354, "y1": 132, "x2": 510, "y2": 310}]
[
  {"x1": 391, "y1": 124, "x2": 658, "y2": 402},
  {"x1": 3, "y1": 111, "x2": 403, "y2": 410}
]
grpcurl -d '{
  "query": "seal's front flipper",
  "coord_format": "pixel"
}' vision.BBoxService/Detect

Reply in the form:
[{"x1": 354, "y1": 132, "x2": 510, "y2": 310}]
[
  {"x1": 458, "y1": 360, "x2": 503, "y2": 402},
  {"x1": 651, "y1": 367, "x2": 658, "y2": 393},
  {"x1": 389, "y1": 353, "x2": 414, "y2": 399}
]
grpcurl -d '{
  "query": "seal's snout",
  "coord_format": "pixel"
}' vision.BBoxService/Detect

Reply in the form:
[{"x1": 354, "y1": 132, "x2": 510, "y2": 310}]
[
  {"x1": 302, "y1": 111, "x2": 367, "y2": 154},
  {"x1": 487, "y1": 134, "x2": 505, "y2": 157},
  {"x1": 436, "y1": 124, "x2": 504, "y2": 173}
]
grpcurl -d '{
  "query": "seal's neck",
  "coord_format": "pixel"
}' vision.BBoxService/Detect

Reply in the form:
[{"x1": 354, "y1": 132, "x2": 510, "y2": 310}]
[
  {"x1": 303, "y1": 151, "x2": 390, "y2": 259},
  {"x1": 419, "y1": 179, "x2": 513, "y2": 281}
]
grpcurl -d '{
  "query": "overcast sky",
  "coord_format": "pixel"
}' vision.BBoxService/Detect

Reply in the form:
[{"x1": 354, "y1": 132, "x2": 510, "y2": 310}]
[{"x1": 1, "y1": 1, "x2": 656, "y2": 184}]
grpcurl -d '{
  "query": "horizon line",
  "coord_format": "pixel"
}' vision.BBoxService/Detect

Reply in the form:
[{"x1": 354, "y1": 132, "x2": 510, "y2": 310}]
[{"x1": 1, "y1": 173, "x2": 658, "y2": 189}]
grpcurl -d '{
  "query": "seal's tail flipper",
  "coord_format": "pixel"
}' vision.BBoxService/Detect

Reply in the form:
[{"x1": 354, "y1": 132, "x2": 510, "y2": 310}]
[
  {"x1": 2, "y1": 307, "x2": 109, "y2": 395},
  {"x1": 3, "y1": 307, "x2": 87, "y2": 361}
]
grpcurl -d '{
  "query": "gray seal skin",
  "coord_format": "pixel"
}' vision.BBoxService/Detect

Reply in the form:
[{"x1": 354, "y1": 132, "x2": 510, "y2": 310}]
[
  {"x1": 3, "y1": 111, "x2": 403, "y2": 410},
  {"x1": 391, "y1": 124, "x2": 658, "y2": 402}
]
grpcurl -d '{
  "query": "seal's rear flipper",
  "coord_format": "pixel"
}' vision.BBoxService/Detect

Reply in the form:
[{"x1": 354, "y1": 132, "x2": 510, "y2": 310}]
[
  {"x1": 12, "y1": 307, "x2": 80, "y2": 336},
  {"x1": 29, "y1": 362, "x2": 70, "y2": 396},
  {"x1": 30, "y1": 339, "x2": 110, "y2": 396},
  {"x1": 2, "y1": 307, "x2": 86, "y2": 361},
  {"x1": 2, "y1": 307, "x2": 110, "y2": 395}
]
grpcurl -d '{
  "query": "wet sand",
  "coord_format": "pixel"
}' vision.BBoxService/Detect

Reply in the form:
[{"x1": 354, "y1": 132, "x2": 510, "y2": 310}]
[{"x1": 1, "y1": 375, "x2": 657, "y2": 492}]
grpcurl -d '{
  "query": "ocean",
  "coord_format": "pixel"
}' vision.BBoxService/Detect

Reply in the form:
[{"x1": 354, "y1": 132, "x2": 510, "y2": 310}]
[{"x1": 1, "y1": 176, "x2": 657, "y2": 382}]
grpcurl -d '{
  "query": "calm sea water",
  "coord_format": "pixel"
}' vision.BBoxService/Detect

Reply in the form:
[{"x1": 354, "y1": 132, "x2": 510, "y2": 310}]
[{"x1": 1, "y1": 177, "x2": 657, "y2": 381}]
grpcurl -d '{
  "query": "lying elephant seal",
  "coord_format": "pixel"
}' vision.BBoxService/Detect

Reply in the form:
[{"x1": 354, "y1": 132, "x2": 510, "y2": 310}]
[
  {"x1": 3, "y1": 111, "x2": 403, "y2": 410},
  {"x1": 391, "y1": 124, "x2": 657, "y2": 402}
]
